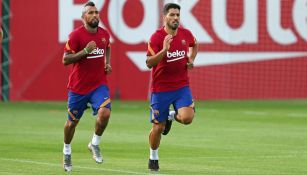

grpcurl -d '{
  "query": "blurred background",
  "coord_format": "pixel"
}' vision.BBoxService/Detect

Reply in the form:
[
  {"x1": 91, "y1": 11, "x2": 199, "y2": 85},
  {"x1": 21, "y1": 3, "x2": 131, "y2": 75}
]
[
  {"x1": 1, "y1": 0, "x2": 307, "y2": 101},
  {"x1": 1, "y1": 1, "x2": 307, "y2": 174}
]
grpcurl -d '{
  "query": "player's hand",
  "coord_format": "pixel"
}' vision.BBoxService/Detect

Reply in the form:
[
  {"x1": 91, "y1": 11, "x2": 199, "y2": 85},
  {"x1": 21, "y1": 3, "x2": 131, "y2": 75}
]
[
  {"x1": 163, "y1": 34, "x2": 173, "y2": 51},
  {"x1": 105, "y1": 64, "x2": 112, "y2": 75},
  {"x1": 187, "y1": 58, "x2": 194, "y2": 70},
  {"x1": 85, "y1": 41, "x2": 97, "y2": 53}
]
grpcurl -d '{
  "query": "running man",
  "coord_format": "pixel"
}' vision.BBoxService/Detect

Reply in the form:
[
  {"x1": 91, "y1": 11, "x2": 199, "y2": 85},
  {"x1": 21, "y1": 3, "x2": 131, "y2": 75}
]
[
  {"x1": 146, "y1": 3, "x2": 198, "y2": 171},
  {"x1": 62, "y1": 1, "x2": 112, "y2": 172}
]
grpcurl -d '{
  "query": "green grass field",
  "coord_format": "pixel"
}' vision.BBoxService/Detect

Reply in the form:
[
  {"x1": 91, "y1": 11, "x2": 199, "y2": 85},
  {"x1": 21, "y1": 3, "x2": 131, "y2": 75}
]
[{"x1": 0, "y1": 100, "x2": 307, "y2": 175}]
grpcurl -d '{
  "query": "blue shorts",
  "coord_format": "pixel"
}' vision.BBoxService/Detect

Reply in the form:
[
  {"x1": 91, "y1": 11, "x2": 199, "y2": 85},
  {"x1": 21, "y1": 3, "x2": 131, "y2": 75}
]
[
  {"x1": 67, "y1": 85, "x2": 111, "y2": 121},
  {"x1": 150, "y1": 86, "x2": 194, "y2": 123}
]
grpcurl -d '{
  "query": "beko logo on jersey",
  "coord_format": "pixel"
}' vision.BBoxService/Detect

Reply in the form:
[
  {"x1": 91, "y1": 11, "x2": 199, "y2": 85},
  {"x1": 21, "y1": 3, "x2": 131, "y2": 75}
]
[
  {"x1": 166, "y1": 50, "x2": 186, "y2": 62},
  {"x1": 91, "y1": 48, "x2": 104, "y2": 55},
  {"x1": 167, "y1": 50, "x2": 185, "y2": 58},
  {"x1": 87, "y1": 48, "x2": 105, "y2": 59}
]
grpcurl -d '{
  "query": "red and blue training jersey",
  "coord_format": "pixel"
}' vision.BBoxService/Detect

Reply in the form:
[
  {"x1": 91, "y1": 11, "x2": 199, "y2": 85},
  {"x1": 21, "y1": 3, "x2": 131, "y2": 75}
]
[
  {"x1": 64, "y1": 26, "x2": 110, "y2": 94},
  {"x1": 147, "y1": 26, "x2": 197, "y2": 93}
]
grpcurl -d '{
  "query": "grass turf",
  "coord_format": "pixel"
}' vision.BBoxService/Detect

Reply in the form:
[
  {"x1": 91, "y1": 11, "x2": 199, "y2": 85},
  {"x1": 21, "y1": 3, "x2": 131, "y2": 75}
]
[{"x1": 0, "y1": 100, "x2": 307, "y2": 175}]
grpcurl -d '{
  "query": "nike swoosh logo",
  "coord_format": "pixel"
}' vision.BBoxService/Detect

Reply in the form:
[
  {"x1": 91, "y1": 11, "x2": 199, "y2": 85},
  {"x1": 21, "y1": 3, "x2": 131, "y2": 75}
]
[
  {"x1": 167, "y1": 56, "x2": 185, "y2": 62},
  {"x1": 104, "y1": 97, "x2": 108, "y2": 100},
  {"x1": 87, "y1": 55, "x2": 104, "y2": 59},
  {"x1": 127, "y1": 51, "x2": 307, "y2": 71}
]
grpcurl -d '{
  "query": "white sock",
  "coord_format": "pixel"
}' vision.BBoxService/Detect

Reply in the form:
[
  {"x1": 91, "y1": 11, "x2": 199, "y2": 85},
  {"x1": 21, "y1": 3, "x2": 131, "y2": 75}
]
[
  {"x1": 63, "y1": 143, "x2": 71, "y2": 155},
  {"x1": 91, "y1": 133, "x2": 102, "y2": 146},
  {"x1": 150, "y1": 148, "x2": 159, "y2": 160},
  {"x1": 168, "y1": 111, "x2": 176, "y2": 121}
]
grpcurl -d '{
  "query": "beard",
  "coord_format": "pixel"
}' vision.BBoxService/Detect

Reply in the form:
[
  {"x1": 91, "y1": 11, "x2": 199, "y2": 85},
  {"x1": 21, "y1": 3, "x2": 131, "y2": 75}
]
[
  {"x1": 167, "y1": 21, "x2": 179, "y2": 30},
  {"x1": 88, "y1": 19, "x2": 99, "y2": 28}
]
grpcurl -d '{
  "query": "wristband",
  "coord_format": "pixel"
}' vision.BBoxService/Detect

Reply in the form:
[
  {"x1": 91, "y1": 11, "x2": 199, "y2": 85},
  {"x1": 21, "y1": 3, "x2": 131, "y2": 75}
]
[{"x1": 83, "y1": 48, "x2": 89, "y2": 54}]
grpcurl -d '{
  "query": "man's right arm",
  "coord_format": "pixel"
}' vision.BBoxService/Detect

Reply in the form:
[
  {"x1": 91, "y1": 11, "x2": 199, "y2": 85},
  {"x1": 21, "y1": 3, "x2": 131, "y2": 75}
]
[
  {"x1": 62, "y1": 49, "x2": 88, "y2": 66},
  {"x1": 146, "y1": 49, "x2": 167, "y2": 69},
  {"x1": 146, "y1": 34, "x2": 173, "y2": 69},
  {"x1": 62, "y1": 41, "x2": 96, "y2": 66}
]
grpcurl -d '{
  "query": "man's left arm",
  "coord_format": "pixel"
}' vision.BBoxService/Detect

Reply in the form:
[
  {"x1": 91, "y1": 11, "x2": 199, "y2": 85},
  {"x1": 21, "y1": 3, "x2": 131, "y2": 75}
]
[
  {"x1": 187, "y1": 42, "x2": 198, "y2": 70},
  {"x1": 105, "y1": 46, "x2": 112, "y2": 74}
]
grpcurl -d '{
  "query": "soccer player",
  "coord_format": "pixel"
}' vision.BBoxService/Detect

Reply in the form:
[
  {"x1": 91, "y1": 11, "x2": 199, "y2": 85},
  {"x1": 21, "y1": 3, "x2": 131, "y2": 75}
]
[
  {"x1": 146, "y1": 3, "x2": 198, "y2": 171},
  {"x1": 61, "y1": 1, "x2": 112, "y2": 172}
]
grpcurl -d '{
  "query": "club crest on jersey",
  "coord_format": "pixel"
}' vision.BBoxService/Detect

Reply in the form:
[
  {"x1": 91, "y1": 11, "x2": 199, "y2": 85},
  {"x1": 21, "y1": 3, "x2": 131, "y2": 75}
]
[
  {"x1": 166, "y1": 50, "x2": 186, "y2": 62},
  {"x1": 101, "y1": 38, "x2": 106, "y2": 44},
  {"x1": 181, "y1": 40, "x2": 186, "y2": 45}
]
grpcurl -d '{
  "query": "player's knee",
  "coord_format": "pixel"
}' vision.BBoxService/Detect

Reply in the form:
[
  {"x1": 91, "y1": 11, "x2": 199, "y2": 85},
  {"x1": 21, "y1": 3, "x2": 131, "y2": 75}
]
[
  {"x1": 98, "y1": 108, "x2": 111, "y2": 120},
  {"x1": 182, "y1": 119, "x2": 193, "y2": 125},
  {"x1": 181, "y1": 115, "x2": 194, "y2": 125},
  {"x1": 66, "y1": 120, "x2": 78, "y2": 128},
  {"x1": 178, "y1": 107, "x2": 194, "y2": 125},
  {"x1": 153, "y1": 123, "x2": 165, "y2": 134},
  {"x1": 102, "y1": 112, "x2": 110, "y2": 120}
]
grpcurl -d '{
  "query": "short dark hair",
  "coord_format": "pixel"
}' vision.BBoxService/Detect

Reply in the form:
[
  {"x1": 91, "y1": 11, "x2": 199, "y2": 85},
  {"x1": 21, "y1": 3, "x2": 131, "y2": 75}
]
[
  {"x1": 82, "y1": 1, "x2": 96, "y2": 16},
  {"x1": 163, "y1": 3, "x2": 181, "y2": 15},
  {"x1": 84, "y1": 1, "x2": 95, "y2": 8}
]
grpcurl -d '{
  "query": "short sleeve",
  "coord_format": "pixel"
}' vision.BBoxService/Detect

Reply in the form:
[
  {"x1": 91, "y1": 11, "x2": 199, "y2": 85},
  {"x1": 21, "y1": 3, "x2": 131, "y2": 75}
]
[
  {"x1": 186, "y1": 29, "x2": 197, "y2": 47},
  {"x1": 146, "y1": 33, "x2": 160, "y2": 56},
  {"x1": 104, "y1": 30, "x2": 111, "y2": 48},
  {"x1": 64, "y1": 32, "x2": 79, "y2": 54}
]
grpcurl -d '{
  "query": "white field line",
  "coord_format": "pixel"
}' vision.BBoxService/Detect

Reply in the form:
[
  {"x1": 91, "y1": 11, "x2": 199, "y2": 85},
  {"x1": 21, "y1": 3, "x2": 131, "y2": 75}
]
[
  {"x1": 287, "y1": 113, "x2": 307, "y2": 118},
  {"x1": 243, "y1": 111, "x2": 268, "y2": 116},
  {"x1": 205, "y1": 110, "x2": 307, "y2": 118},
  {"x1": 0, "y1": 158, "x2": 171, "y2": 175},
  {"x1": 204, "y1": 109, "x2": 219, "y2": 113},
  {"x1": 163, "y1": 154, "x2": 303, "y2": 160}
]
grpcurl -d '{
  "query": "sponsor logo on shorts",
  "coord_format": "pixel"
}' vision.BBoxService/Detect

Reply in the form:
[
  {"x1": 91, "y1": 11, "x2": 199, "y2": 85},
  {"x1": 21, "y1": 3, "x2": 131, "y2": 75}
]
[
  {"x1": 72, "y1": 110, "x2": 78, "y2": 115},
  {"x1": 153, "y1": 109, "x2": 159, "y2": 116}
]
